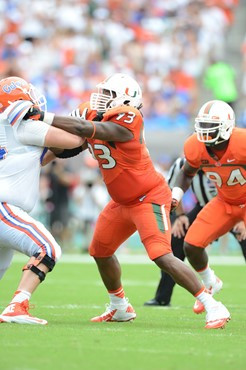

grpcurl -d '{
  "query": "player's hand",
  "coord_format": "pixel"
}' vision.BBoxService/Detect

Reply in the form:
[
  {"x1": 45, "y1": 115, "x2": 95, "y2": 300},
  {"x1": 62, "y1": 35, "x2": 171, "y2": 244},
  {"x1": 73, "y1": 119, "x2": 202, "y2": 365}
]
[
  {"x1": 170, "y1": 198, "x2": 179, "y2": 213},
  {"x1": 2, "y1": 100, "x2": 34, "y2": 124},
  {"x1": 172, "y1": 215, "x2": 189, "y2": 238},
  {"x1": 232, "y1": 221, "x2": 246, "y2": 241},
  {"x1": 23, "y1": 105, "x2": 45, "y2": 121}
]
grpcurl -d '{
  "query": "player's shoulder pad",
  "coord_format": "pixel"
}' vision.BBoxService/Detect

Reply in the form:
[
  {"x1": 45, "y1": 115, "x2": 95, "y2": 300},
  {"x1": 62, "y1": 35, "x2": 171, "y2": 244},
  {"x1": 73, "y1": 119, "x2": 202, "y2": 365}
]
[
  {"x1": 184, "y1": 133, "x2": 202, "y2": 164},
  {"x1": 230, "y1": 128, "x2": 246, "y2": 160},
  {"x1": 103, "y1": 106, "x2": 141, "y2": 121},
  {"x1": 2, "y1": 100, "x2": 33, "y2": 126},
  {"x1": 77, "y1": 101, "x2": 90, "y2": 112}
]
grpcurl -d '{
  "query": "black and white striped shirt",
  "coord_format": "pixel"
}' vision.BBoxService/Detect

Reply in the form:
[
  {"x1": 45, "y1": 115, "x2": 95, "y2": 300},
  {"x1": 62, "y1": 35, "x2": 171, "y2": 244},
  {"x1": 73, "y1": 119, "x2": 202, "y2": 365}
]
[{"x1": 167, "y1": 157, "x2": 217, "y2": 207}]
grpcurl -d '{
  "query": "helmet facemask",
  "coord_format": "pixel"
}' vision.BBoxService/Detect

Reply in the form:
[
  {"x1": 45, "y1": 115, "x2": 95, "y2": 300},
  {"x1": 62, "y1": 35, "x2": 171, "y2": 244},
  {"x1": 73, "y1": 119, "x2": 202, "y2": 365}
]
[
  {"x1": 90, "y1": 88, "x2": 118, "y2": 113},
  {"x1": 20, "y1": 83, "x2": 47, "y2": 112}
]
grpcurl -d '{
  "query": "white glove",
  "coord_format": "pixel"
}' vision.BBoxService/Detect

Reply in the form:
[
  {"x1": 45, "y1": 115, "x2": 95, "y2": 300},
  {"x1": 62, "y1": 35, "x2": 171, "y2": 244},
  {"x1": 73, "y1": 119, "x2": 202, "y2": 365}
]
[{"x1": 69, "y1": 108, "x2": 82, "y2": 117}]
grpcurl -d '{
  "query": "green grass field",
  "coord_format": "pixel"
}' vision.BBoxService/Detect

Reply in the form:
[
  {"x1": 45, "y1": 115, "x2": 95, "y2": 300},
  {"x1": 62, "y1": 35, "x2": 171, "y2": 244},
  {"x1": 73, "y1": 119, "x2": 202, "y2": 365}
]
[{"x1": 0, "y1": 258, "x2": 245, "y2": 370}]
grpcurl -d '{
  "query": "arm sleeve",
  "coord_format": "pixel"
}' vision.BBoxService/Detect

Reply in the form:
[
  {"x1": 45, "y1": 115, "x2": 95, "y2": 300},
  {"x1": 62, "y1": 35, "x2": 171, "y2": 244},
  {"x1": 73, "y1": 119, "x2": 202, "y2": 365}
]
[{"x1": 16, "y1": 119, "x2": 50, "y2": 147}]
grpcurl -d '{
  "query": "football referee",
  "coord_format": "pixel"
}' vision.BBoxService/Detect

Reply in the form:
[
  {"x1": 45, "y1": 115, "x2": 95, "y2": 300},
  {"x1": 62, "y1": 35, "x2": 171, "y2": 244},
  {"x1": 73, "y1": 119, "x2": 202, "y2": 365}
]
[{"x1": 144, "y1": 157, "x2": 246, "y2": 307}]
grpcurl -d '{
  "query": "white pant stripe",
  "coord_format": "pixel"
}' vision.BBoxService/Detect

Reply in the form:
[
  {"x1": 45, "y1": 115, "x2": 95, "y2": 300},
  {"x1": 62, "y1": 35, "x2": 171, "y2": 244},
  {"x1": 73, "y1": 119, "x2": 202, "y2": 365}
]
[
  {"x1": 0, "y1": 203, "x2": 53, "y2": 257},
  {"x1": 161, "y1": 205, "x2": 169, "y2": 231}
]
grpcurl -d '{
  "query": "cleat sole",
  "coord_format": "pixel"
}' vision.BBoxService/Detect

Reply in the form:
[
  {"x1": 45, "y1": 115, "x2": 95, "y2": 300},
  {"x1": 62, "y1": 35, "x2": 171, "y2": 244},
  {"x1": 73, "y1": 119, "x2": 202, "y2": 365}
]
[
  {"x1": 0, "y1": 315, "x2": 47, "y2": 325},
  {"x1": 205, "y1": 317, "x2": 231, "y2": 330}
]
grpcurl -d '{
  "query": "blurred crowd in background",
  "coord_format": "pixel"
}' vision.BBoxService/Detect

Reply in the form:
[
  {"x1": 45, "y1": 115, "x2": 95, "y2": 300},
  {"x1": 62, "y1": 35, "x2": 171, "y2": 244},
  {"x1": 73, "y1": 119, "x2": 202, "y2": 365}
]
[
  {"x1": 0, "y1": 0, "x2": 242, "y2": 128},
  {"x1": 0, "y1": 0, "x2": 245, "y2": 253}
]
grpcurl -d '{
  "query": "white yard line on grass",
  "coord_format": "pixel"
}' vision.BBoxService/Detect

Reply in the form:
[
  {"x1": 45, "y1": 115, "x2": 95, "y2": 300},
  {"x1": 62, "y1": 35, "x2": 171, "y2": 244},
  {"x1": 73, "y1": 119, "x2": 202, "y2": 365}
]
[{"x1": 12, "y1": 253, "x2": 245, "y2": 265}]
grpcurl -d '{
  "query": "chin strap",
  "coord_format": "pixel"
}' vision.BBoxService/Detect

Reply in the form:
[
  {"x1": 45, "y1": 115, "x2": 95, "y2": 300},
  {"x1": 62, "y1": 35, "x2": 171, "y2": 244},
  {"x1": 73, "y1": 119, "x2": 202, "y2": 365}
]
[{"x1": 205, "y1": 137, "x2": 228, "y2": 147}]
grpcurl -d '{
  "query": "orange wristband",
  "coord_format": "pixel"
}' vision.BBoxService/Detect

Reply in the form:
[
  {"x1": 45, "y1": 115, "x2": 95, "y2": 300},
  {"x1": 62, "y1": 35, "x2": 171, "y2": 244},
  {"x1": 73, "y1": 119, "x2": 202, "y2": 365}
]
[{"x1": 88, "y1": 121, "x2": 96, "y2": 139}]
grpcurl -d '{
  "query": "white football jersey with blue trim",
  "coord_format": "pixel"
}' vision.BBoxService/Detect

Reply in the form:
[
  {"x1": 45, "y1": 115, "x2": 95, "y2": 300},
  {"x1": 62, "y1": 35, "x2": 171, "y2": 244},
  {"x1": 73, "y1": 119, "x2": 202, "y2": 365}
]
[{"x1": 0, "y1": 113, "x2": 47, "y2": 212}]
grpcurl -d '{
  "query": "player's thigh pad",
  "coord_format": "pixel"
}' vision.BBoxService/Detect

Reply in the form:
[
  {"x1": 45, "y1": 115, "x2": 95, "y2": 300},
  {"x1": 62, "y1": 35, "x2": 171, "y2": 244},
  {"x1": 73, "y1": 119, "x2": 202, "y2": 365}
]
[
  {"x1": 89, "y1": 201, "x2": 136, "y2": 257},
  {"x1": 0, "y1": 203, "x2": 61, "y2": 261},
  {"x1": 128, "y1": 202, "x2": 172, "y2": 260},
  {"x1": 184, "y1": 197, "x2": 242, "y2": 247}
]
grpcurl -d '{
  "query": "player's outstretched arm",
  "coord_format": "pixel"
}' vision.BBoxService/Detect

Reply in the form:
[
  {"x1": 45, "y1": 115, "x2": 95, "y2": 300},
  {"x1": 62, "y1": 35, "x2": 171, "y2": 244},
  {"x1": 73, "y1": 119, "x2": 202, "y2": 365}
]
[
  {"x1": 41, "y1": 150, "x2": 57, "y2": 166},
  {"x1": 44, "y1": 125, "x2": 86, "y2": 148},
  {"x1": 24, "y1": 106, "x2": 134, "y2": 143},
  {"x1": 4, "y1": 101, "x2": 86, "y2": 150},
  {"x1": 51, "y1": 115, "x2": 133, "y2": 142},
  {"x1": 41, "y1": 141, "x2": 88, "y2": 166}
]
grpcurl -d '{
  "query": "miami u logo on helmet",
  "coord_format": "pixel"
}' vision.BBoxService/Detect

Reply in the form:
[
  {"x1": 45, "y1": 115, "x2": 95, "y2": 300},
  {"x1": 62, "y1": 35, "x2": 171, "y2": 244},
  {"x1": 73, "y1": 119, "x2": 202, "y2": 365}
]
[{"x1": 125, "y1": 88, "x2": 137, "y2": 97}]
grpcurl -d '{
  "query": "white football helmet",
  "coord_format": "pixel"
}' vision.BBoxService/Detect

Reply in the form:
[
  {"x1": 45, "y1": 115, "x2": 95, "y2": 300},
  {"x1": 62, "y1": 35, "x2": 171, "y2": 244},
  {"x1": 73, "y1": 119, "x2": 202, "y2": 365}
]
[
  {"x1": 195, "y1": 100, "x2": 235, "y2": 145},
  {"x1": 90, "y1": 73, "x2": 142, "y2": 112}
]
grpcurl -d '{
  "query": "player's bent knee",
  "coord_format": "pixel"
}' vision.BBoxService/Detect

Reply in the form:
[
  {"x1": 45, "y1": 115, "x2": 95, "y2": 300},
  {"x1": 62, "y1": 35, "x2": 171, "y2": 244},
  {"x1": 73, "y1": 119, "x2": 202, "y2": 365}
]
[
  {"x1": 54, "y1": 244, "x2": 62, "y2": 262},
  {"x1": 89, "y1": 243, "x2": 115, "y2": 258},
  {"x1": 22, "y1": 252, "x2": 57, "y2": 282},
  {"x1": 154, "y1": 253, "x2": 177, "y2": 272},
  {"x1": 184, "y1": 242, "x2": 198, "y2": 257}
]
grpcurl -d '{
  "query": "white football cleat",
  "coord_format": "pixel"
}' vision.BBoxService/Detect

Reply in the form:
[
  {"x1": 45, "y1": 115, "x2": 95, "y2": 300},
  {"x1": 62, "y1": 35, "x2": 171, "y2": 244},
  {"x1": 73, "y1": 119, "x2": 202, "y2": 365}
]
[
  {"x1": 205, "y1": 302, "x2": 231, "y2": 329},
  {"x1": 0, "y1": 299, "x2": 47, "y2": 325},
  {"x1": 91, "y1": 301, "x2": 136, "y2": 322},
  {"x1": 208, "y1": 276, "x2": 223, "y2": 295},
  {"x1": 193, "y1": 276, "x2": 223, "y2": 314}
]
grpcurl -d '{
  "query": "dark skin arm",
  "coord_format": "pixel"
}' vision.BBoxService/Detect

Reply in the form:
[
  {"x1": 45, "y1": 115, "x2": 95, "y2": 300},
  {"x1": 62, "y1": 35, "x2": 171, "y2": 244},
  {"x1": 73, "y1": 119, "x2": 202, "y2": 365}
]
[
  {"x1": 174, "y1": 161, "x2": 199, "y2": 193},
  {"x1": 51, "y1": 116, "x2": 134, "y2": 142},
  {"x1": 23, "y1": 105, "x2": 133, "y2": 142}
]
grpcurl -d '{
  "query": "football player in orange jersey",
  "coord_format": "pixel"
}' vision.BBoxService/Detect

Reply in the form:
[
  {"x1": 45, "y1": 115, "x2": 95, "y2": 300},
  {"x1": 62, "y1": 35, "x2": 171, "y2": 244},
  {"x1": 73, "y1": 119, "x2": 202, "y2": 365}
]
[
  {"x1": 22, "y1": 74, "x2": 230, "y2": 329},
  {"x1": 171, "y1": 99, "x2": 246, "y2": 315}
]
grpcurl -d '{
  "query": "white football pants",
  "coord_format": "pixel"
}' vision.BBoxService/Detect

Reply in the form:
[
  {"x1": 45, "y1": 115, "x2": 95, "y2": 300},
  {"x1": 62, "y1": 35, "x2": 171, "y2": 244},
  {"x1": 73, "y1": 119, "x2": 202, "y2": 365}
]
[{"x1": 0, "y1": 202, "x2": 62, "y2": 279}]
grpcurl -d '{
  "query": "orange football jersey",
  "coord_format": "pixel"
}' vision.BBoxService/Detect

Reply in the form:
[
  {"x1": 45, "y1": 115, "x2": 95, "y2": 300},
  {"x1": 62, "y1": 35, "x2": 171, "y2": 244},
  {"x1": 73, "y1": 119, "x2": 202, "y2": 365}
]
[
  {"x1": 77, "y1": 102, "x2": 169, "y2": 205},
  {"x1": 184, "y1": 128, "x2": 246, "y2": 205}
]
